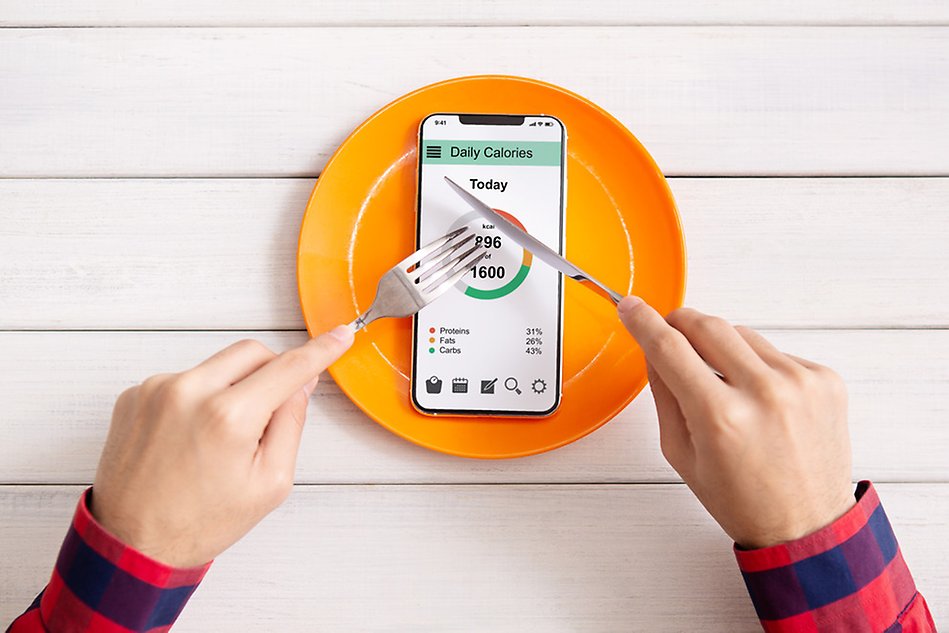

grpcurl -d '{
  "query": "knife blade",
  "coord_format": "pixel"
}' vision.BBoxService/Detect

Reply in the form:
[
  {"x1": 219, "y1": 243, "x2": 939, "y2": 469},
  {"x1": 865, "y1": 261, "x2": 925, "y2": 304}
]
[{"x1": 444, "y1": 176, "x2": 624, "y2": 304}]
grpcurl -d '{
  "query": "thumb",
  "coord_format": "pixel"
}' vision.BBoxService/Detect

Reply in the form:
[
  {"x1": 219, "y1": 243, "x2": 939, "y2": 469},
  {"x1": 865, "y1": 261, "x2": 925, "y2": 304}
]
[
  {"x1": 647, "y1": 363, "x2": 693, "y2": 473},
  {"x1": 257, "y1": 389, "x2": 310, "y2": 476}
]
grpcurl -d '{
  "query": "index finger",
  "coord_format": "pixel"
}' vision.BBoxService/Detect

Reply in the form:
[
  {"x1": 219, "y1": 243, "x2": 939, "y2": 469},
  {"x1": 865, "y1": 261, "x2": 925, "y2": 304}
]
[
  {"x1": 617, "y1": 297, "x2": 724, "y2": 400},
  {"x1": 229, "y1": 325, "x2": 355, "y2": 413}
]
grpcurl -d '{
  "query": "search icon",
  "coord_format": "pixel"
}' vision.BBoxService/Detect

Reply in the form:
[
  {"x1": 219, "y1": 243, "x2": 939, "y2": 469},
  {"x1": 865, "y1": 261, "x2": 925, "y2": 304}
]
[{"x1": 504, "y1": 377, "x2": 522, "y2": 395}]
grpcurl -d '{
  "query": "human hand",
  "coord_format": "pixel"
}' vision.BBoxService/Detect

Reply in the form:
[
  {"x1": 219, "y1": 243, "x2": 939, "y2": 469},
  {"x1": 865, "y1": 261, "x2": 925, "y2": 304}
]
[
  {"x1": 617, "y1": 297, "x2": 853, "y2": 549},
  {"x1": 90, "y1": 326, "x2": 355, "y2": 567}
]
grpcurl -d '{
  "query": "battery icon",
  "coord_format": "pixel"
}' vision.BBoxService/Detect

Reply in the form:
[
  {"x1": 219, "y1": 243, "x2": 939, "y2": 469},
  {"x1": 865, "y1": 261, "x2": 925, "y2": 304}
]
[{"x1": 426, "y1": 144, "x2": 443, "y2": 159}]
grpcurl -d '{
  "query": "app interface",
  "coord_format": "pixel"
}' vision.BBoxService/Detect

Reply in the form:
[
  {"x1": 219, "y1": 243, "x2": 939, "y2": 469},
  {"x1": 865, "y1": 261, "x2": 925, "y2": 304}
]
[{"x1": 413, "y1": 114, "x2": 564, "y2": 415}]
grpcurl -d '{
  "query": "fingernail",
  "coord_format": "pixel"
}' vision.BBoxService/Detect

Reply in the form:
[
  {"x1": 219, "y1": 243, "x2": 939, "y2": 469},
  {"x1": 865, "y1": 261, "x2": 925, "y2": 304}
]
[
  {"x1": 617, "y1": 295, "x2": 643, "y2": 314},
  {"x1": 302, "y1": 377, "x2": 319, "y2": 398},
  {"x1": 326, "y1": 324, "x2": 355, "y2": 346}
]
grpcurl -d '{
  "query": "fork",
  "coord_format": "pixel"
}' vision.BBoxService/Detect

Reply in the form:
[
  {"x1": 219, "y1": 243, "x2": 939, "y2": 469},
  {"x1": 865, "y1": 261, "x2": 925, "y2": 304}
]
[{"x1": 349, "y1": 226, "x2": 488, "y2": 331}]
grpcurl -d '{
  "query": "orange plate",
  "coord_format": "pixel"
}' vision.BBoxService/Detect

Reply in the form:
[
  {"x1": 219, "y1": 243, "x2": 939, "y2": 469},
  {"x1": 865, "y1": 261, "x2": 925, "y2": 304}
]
[{"x1": 298, "y1": 75, "x2": 685, "y2": 459}]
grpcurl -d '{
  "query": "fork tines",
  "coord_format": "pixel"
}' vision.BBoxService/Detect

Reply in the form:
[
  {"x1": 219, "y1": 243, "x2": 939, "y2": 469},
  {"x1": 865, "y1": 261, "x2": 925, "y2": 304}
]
[
  {"x1": 404, "y1": 226, "x2": 488, "y2": 297},
  {"x1": 349, "y1": 227, "x2": 490, "y2": 332}
]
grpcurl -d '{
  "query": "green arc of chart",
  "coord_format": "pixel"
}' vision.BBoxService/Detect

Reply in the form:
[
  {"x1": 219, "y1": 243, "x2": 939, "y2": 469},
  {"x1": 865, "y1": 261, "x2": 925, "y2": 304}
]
[
  {"x1": 449, "y1": 208, "x2": 533, "y2": 301},
  {"x1": 464, "y1": 262, "x2": 531, "y2": 300}
]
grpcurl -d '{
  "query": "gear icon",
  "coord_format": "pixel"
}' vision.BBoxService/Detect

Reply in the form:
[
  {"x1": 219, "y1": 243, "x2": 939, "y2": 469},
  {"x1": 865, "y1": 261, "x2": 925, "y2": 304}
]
[{"x1": 531, "y1": 379, "x2": 547, "y2": 394}]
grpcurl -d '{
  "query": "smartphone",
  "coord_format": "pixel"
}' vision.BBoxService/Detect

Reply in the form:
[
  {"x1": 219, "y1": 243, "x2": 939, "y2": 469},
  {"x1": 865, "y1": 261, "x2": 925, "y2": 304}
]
[{"x1": 411, "y1": 113, "x2": 566, "y2": 416}]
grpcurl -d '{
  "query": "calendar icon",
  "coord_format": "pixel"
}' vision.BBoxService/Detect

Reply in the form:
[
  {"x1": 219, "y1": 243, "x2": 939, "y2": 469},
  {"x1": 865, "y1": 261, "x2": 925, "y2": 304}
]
[{"x1": 451, "y1": 378, "x2": 469, "y2": 393}]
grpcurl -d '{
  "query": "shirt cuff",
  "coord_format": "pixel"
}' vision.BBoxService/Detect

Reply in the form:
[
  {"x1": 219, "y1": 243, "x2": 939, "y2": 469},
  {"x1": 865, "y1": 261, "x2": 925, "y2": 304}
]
[
  {"x1": 734, "y1": 481, "x2": 919, "y2": 632},
  {"x1": 39, "y1": 488, "x2": 211, "y2": 632}
]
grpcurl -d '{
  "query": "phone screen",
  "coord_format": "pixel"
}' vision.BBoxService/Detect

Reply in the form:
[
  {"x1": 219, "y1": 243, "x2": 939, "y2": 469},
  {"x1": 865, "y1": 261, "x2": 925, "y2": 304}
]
[{"x1": 412, "y1": 113, "x2": 565, "y2": 416}]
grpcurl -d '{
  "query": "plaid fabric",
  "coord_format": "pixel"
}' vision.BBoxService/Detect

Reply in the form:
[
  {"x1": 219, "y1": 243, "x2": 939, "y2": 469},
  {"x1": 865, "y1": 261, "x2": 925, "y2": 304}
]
[
  {"x1": 736, "y1": 481, "x2": 935, "y2": 632},
  {"x1": 9, "y1": 483, "x2": 935, "y2": 632},
  {"x1": 7, "y1": 489, "x2": 210, "y2": 633}
]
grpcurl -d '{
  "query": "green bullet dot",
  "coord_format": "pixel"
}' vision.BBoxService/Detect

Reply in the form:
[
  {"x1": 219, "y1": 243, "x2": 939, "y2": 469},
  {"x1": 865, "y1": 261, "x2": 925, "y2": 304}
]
[{"x1": 429, "y1": 347, "x2": 435, "y2": 354}]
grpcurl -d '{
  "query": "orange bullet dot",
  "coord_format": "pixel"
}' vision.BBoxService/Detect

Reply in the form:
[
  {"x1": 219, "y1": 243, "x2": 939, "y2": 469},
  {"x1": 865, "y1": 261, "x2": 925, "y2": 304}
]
[{"x1": 429, "y1": 337, "x2": 435, "y2": 343}]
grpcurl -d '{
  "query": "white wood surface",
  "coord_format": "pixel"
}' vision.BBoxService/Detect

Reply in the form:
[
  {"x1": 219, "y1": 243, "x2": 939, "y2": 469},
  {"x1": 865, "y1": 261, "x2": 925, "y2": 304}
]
[
  {"x1": 1, "y1": 28, "x2": 948, "y2": 177},
  {"x1": 1, "y1": 484, "x2": 946, "y2": 631},
  {"x1": 2, "y1": 10, "x2": 947, "y2": 632},
  {"x1": 3, "y1": 1, "x2": 948, "y2": 26},
  {"x1": 2, "y1": 177, "x2": 947, "y2": 330},
  {"x1": 1, "y1": 329, "x2": 946, "y2": 484}
]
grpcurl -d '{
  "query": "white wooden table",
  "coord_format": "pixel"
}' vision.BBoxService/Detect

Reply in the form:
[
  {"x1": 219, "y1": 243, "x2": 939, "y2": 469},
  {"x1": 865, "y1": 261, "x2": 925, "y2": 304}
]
[{"x1": 2, "y1": 3, "x2": 948, "y2": 630}]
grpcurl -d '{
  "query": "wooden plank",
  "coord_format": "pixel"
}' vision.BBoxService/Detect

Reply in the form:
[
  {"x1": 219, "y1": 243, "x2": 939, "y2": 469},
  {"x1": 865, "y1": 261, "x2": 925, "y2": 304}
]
[
  {"x1": 2, "y1": 1, "x2": 948, "y2": 26},
  {"x1": 1, "y1": 484, "x2": 945, "y2": 630},
  {"x1": 2, "y1": 178, "x2": 947, "y2": 330},
  {"x1": 678, "y1": 177, "x2": 949, "y2": 327},
  {"x1": 1, "y1": 329, "x2": 946, "y2": 484},
  {"x1": 0, "y1": 179, "x2": 301, "y2": 330},
  {"x1": 1, "y1": 28, "x2": 948, "y2": 177}
]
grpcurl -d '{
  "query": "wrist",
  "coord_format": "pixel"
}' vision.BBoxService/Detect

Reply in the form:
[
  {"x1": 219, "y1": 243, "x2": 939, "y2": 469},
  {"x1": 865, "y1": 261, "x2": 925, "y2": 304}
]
[
  {"x1": 88, "y1": 489, "x2": 206, "y2": 568},
  {"x1": 88, "y1": 490, "x2": 143, "y2": 548},
  {"x1": 737, "y1": 486, "x2": 856, "y2": 550},
  {"x1": 82, "y1": 488, "x2": 212, "y2": 571}
]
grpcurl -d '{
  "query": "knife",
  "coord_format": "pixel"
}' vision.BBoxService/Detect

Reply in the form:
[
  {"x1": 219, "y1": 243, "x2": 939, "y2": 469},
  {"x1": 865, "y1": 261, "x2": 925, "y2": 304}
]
[{"x1": 444, "y1": 176, "x2": 624, "y2": 305}]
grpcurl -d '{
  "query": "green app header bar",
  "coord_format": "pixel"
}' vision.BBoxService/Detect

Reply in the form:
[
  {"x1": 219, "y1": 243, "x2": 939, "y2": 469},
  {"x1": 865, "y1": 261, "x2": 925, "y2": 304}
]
[{"x1": 421, "y1": 140, "x2": 562, "y2": 166}]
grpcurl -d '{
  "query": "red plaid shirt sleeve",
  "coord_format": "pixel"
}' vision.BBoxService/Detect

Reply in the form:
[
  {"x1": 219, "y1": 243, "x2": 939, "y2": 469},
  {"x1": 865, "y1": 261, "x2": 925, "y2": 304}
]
[
  {"x1": 736, "y1": 481, "x2": 936, "y2": 632},
  {"x1": 7, "y1": 489, "x2": 210, "y2": 633},
  {"x1": 8, "y1": 482, "x2": 936, "y2": 632}
]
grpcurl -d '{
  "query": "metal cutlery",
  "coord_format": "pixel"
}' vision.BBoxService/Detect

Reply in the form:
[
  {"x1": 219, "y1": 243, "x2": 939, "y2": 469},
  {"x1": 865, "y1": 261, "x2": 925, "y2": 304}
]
[
  {"x1": 349, "y1": 226, "x2": 488, "y2": 331},
  {"x1": 444, "y1": 176, "x2": 624, "y2": 304}
]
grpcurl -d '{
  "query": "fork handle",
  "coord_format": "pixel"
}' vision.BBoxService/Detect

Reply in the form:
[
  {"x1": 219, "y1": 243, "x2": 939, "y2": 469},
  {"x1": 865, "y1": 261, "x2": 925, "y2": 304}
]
[{"x1": 349, "y1": 309, "x2": 376, "y2": 332}]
